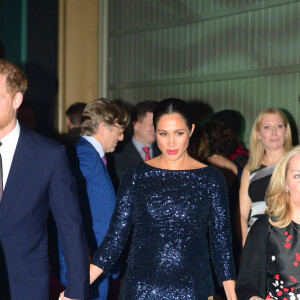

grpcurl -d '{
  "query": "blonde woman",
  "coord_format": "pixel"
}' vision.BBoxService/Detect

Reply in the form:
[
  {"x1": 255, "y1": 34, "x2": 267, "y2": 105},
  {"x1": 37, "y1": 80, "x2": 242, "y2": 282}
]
[
  {"x1": 236, "y1": 145, "x2": 300, "y2": 300},
  {"x1": 238, "y1": 108, "x2": 292, "y2": 246}
]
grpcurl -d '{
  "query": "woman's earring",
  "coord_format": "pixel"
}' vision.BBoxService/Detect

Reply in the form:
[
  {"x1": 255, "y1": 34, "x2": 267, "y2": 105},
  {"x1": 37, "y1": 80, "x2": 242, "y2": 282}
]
[{"x1": 286, "y1": 187, "x2": 290, "y2": 193}]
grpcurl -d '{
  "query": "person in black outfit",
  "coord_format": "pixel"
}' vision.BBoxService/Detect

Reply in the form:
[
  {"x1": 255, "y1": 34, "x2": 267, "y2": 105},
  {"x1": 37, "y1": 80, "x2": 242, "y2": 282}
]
[
  {"x1": 112, "y1": 100, "x2": 160, "y2": 184},
  {"x1": 58, "y1": 102, "x2": 86, "y2": 148},
  {"x1": 237, "y1": 145, "x2": 300, "y2": 300}
]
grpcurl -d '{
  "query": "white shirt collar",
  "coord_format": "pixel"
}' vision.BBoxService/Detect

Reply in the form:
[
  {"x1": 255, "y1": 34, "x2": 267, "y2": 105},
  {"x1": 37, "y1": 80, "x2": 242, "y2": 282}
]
[
  {"x1": 132, "y1": 135, "x2": 153, "y2": 151},
  {"x1": 0, "y1": 121, "x2": 20, "y2": 189},
  {"x1": 1, "y1": 121, "x2": 20, "y2": 149},
  {"x1": 132, "y1": 136, "x2": 153, "y2": 159},
  {"x1": 82, "y1": 135, "x2": 105, "y2": 158}
]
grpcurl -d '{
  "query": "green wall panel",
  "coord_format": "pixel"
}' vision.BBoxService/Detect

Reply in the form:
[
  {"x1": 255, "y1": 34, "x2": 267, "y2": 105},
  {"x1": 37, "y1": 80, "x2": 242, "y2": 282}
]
[
  {"x1": 107, "y1": 0, "x2": 300, "y2": 144},
  {"x1": 0, "y1": 0, "x2": 27, "y2": 65}
]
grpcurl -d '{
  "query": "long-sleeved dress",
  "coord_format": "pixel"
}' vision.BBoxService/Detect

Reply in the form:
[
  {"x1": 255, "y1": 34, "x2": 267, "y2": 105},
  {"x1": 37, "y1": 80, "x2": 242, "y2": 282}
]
[{"x1": 92, "y1": 162, "x2": 235, "y2": 299}]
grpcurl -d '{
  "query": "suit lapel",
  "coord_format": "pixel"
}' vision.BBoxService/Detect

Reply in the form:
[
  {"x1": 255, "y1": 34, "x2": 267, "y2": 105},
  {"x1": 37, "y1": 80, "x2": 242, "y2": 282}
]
[
  {"x1": 0, "y1": 127, "x2": 35, "y2": 224},
  {"x1": 82, "y1": 138, "x2": 115, "y2": 192},
  {"x1": 128, "y1": 141, "x2": 143, "y2": 162}
]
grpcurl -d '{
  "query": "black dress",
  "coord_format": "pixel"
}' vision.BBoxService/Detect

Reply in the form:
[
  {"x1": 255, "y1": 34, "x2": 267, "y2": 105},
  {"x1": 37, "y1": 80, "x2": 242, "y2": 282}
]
[
  {"x1": 248, "y1": 164, "x2": 275, "y2": 227},
  {"x1": 236, "y1": 215, "x2": 300, "y2": 300},
  {"x1": 92, "y1": 162, "x2": 235, "y2": 299},
  {"x1": 266, "y1": 221, "x2": 300, "y2": 299}
]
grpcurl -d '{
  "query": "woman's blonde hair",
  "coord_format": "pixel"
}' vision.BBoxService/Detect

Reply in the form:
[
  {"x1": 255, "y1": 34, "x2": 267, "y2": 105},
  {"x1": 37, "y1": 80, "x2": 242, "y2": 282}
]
[
  {"x1": 248, "y1": 108, "x2": 292, "y2": 172},
  {"x1": 266, "y1": 145, "x2": 300, "y2": 227}
]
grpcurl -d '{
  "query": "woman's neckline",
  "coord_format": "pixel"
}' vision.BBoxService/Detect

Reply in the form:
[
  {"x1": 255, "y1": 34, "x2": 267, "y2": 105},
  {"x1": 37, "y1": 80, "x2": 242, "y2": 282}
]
[
  {"x1": 142, "y1": 160, "x2": 210, "y2": 172},
  {"x1": 292, "y1": 220, "x2": 300, "y2": 226},
  {"x1": 260, "y1": 163, "x2": 277, "y2": 168}
]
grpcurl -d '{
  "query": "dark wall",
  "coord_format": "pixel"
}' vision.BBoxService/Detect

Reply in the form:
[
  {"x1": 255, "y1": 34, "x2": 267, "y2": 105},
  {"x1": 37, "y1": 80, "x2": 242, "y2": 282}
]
[
  {"x1": 0, "y1": 0, "x2": 23, "y2": 63},
  {"x1": 24, "y1": 0, "x2": 58, "y2": 137},
  {"x1": 0, "y1": 0, "x2": 58, "y2": 137}
]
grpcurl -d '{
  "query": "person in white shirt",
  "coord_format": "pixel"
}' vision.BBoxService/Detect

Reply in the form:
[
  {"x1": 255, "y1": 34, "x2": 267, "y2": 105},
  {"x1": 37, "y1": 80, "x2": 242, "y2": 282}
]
[
  {"x1": 113, "y1": 100, "x2": 160, "y2": 183},
  {"x1": 0, "y1": 59, "x2": 89, "y2": 300}
]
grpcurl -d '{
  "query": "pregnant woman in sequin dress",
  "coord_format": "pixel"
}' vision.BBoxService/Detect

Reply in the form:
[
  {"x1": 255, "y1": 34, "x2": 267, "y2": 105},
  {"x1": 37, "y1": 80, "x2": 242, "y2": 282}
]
[{"x1": 61, "y1": 98, "x2": 237, "y2": 300}]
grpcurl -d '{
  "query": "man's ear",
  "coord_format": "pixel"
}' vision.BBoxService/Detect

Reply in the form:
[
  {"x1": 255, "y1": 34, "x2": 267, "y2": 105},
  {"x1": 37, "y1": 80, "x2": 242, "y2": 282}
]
[
  {"x1": 97, "y1": 122, "x2": 106, "y2": 136},
  {"x1": 13, "y1": 92, "x2": 23, "y2": 110}
]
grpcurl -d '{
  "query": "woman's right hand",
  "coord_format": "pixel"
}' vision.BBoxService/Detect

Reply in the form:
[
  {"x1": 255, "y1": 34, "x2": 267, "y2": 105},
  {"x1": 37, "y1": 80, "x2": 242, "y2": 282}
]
[{"x1": 89, "y1": 264, "x2": 104, "y2": 285}]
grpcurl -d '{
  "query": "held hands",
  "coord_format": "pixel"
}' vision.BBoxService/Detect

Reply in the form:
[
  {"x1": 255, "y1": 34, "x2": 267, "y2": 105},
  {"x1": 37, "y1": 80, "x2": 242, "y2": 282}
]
[
  {"x1": 58, "y1": 291, "x2": 79, "y2": 300},
  {"x1": 59, "y1": 264, "x2": 103, "y2": 300}
]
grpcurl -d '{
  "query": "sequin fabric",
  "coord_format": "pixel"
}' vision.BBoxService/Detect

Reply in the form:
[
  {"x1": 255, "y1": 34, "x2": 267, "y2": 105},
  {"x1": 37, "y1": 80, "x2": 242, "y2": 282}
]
[{"x1": 92, "y1": 162, "x2": 235, "y2": 299}]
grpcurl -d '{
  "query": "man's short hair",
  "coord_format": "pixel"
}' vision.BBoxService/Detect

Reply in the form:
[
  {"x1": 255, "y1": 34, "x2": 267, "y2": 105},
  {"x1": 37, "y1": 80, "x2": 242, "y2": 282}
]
[
  {"x1": 131, "y1": 100, "x2": 157, "y2": 123},
  {"x1": 66, "y1": 102, "x2": 86, "y2": 126},
  {"x1": 0, "y1": 59, "x2": 27, "y2": 97},
  {"x1": 81, "y1": 98, "x2": 130, "y2": 136}
]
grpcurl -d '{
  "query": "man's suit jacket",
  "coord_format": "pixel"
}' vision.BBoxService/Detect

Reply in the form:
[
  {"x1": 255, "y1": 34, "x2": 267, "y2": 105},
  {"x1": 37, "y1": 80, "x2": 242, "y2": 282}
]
[
  {"x1": 113, "y1": 140, "x2": 161, "y2": 183},
  {"x1": 0, "y1": 126, "x2": 89, "y2": 300},
  {"x1": 72, "y1": 138, "x2": 117, "y2": 254},
  {"x1": 60, "y1": 137, "x2": 119, "y2": 300}
]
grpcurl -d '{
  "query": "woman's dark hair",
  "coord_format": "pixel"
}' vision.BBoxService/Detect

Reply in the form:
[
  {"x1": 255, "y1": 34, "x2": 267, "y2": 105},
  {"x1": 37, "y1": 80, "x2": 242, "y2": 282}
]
[
  {"x1": 153, "y1": 98, "x2": 193, "y2": 130},
  {"x1": 205, "y1": 120, "x2": 238, "y2": 157}
]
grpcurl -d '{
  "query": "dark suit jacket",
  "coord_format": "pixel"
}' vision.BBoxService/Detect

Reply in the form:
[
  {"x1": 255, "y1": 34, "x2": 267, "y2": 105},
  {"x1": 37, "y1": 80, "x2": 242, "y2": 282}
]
[
  {"x1": 71, "y1": 137, "x2": 117, "y2": 254},
  {"x1": 236, "y1": 215, "x2": 269, "y2": 299},
  {"x1": 0, "y1": 126, "x2": 89, "y2": 300},
  {"x1": 113, "y1": 140, "x2": 160, "y2": 183}
]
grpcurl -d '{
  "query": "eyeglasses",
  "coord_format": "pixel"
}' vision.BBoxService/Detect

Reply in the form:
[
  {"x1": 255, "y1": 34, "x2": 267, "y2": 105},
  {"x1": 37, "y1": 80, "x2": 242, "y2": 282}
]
[{"x1": 107, "y1": 124, "x2": 125, "y2": 136}]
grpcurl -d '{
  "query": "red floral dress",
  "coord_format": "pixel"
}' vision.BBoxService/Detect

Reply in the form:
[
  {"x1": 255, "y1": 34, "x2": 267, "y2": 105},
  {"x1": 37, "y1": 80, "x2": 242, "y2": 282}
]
[{"x1": 266, "y1": 222, "x2": 300, "y2": 299}]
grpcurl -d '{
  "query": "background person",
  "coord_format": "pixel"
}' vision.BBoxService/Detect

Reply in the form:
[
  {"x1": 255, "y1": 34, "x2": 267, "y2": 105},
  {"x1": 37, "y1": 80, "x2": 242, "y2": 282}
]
[
  {"x1": 197, "y1": 119, "x2": 245, "y2": 274},
  {"x1": 59, "y1": 99, "x2": 129, "y2": 300},
  {"x1": 58, "y1": 102, "x2": 86, "y2": 148},
  {"x1": 112, "y1": 100, "x2": 160, "y2": 184},
  {"x1": 211, "y1": 109, "x2": 249, "y2": 170},
  {"x1": 236, "y1": 145, "x2": 300, "y2": 300},
  {"x1": 238, "y1": 108, "x2": 292, "y2": 246}
]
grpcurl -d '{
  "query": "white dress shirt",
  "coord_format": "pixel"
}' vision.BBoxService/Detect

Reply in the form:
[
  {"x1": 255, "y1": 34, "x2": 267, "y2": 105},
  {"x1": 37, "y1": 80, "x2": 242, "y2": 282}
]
[
  {"x1": 0, "y1": 121, "x2": 20, "y2": 189},
  {"x1": 131, "y1": 136, "x2": 153, "y2": 160},
  {"x1": 82, "y1": 135, "x2": 105, "y2": 158}
]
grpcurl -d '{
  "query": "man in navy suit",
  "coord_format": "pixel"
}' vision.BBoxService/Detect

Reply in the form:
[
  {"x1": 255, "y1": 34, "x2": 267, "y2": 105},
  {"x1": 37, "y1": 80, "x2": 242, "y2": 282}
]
[
  {"x1": 59, "y1": 99, "x2": 129, "y2": 300},
  {"x1": 0, "y1": 60, "x2": 89, "y2": 299},
  {"x1": 113, "y1": 100, "x2": 160, "y2": 183}
]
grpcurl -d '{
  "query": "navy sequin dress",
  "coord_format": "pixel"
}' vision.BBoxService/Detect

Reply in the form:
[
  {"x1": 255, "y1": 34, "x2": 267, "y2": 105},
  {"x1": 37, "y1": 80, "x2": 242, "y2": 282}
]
[{"x1": 92, "y1": 162, "x2": 235, "y2": 299}]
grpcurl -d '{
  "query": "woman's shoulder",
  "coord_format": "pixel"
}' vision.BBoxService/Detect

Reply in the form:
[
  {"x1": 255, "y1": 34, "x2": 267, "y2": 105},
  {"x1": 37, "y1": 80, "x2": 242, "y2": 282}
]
[{"x1": 248, "y1": 214, "x2": 270, "y2": 236}]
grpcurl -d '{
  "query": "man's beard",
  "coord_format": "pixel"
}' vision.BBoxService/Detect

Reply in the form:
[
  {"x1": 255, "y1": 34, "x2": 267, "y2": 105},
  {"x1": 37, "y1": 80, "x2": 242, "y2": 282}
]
[{"x1": 0, "y1": 108, "x2": 15, "y2": 130}]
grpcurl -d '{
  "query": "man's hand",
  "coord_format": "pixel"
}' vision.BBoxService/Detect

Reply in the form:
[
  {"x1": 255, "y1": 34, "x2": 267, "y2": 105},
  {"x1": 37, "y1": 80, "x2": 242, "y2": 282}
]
[{"x1": 59, "y1": 291, "x2": 79, "y2": 300}]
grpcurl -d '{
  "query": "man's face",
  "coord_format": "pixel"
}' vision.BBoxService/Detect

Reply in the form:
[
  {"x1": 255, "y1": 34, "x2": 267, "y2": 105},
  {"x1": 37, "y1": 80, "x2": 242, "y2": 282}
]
[
  {"x1": 133, "y1": 112, "x2": 155, "y2": 146},
  {"x1": 101, "y1": 123, "x2": 124, "y2": 153},
  {"x1": 0, "y1": 75, "x2": 22, "y2": 135}
]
